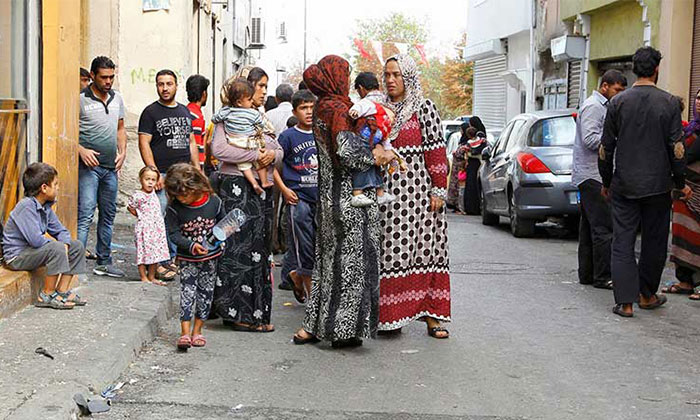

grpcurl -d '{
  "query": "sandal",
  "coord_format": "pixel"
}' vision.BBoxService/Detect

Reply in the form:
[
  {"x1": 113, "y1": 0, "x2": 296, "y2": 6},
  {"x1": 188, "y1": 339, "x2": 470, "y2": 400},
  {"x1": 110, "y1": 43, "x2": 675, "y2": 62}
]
[
  {"x1": 612, "y1": 304, "x2": 633, "y2": 317},
  {"x1": 229, "y1": 322, "x2": 275, "y2": 333},
  {"x1": 191, "y1": 335, "x2": 206, "y2": 347},
  {"x1": 151, "y1": 279, "x2": 167, "y2": 286},
  {"x1": 638, "y1": 294, "x2": 667, "y2": 310},
  {"x1": 156, "y1": 265, "x2": 177, "y2": 281},
  {"x1": 287, "y1": 272, "x2": 307, "y2": 304},
  {"x1": 57, "y1": 290, "x2": 87, "y2": 306},
  {"x1": 85, "y1": 250, "x2": 97, "y2": 260},
  {"x1": 662, "y1": 283, "x2": 695, "y2": 295},
  {"x1": 35, "y1": 291, "x2": 74, "y2": 310},
  {"x1": 293, "y1": 330, "x2": 320, "y2": 345},
  {"x1": 427, "y1": 326, "x2": 450, "y2": 339},
  {"x1": 690, "y1": 293, "x2": 700, "y2": 301},
  {"x1": 177, "y1": 335, "x2": 191, "y2": 350}
]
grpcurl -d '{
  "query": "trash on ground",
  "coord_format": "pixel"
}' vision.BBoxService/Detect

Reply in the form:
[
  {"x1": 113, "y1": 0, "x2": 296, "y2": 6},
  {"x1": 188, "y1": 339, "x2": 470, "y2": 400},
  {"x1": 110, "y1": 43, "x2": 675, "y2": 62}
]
[
  {"x1": 101, "y1": 382, "x2": 125, "y2": 399},
  {"x1": 400, "y1": 349, "x2": 419, "y2": 354},
  {"x1": 35, "y1": 347, "x2": 54, "y2": 360},
  {"x1": 283, "y1": 302, "x2": 293, "y2": 306}
]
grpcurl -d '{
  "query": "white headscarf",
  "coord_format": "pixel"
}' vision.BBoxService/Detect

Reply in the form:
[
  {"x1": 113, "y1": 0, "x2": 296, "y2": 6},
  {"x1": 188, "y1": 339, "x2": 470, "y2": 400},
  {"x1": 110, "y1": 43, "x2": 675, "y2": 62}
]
[{"x1": 383, "y1": 54, "x2": 424, "y2": 138}]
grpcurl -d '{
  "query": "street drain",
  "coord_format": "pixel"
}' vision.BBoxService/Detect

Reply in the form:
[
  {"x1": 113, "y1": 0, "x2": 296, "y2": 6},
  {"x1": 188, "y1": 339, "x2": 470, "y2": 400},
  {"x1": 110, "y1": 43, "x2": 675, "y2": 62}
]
[{"x1": 450, "y1": 261, "x2": 531, "y2": 274}]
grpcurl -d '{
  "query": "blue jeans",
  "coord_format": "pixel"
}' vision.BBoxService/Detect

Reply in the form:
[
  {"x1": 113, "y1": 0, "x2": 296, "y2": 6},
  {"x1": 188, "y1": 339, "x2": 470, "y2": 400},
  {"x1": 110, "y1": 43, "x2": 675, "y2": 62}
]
[
  {"x1": 78, "y1": 163, "x2": 118, "y2": 265},
  {"x1": 157, "y1": 175, "x2": 177, "y2": 259},
  {"x1": 352, "y1": 167, "x2": 383, "y2": 191},
  {"x1": 281, "y1": 198, "x2": 316, "y2": 278}
]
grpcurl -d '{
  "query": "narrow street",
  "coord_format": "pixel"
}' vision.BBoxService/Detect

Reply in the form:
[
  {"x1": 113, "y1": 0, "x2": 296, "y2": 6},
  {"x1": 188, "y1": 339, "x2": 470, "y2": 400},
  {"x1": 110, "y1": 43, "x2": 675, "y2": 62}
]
[{"x1": 106, "y1": 214, "x2": 700, "y2": 420}]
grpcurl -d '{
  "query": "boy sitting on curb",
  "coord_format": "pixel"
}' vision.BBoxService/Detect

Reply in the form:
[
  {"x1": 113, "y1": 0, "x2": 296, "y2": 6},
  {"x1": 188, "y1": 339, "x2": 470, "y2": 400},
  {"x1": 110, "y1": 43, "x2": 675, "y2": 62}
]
[{"x1": 3, "y1": 163, "x2": 87, "y2": 309}]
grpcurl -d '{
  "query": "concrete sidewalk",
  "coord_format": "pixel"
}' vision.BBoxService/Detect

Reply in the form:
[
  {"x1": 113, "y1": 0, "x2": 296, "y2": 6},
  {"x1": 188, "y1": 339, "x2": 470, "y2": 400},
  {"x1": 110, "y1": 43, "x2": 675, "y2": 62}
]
[{"x1": 0, "y1": 221, "x2": 177, "y2": 419}]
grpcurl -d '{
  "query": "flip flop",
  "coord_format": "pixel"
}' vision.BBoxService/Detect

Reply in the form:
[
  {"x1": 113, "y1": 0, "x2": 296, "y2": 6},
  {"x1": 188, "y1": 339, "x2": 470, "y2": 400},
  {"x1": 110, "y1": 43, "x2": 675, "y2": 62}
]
[
  {"x1": 229, "y1": 323, "x2": 275, "y2": 333},
  {"x1": 638, "y1": 294, "x2": 667, "y2": 310},
  {"x1": 293, "y1": 331, "x2": 320, "y2": 345},
  {"x1": 156, "y1": 265, "x2": 177, "y2": 281},
  {"x1": 662, "y1": 284, "x2": 695, "y2": 295},
  {"x1": 191, "y1": 334, "x2": 206, "y2": 347},
  {"x1": 177, "y1": 335, "x2": 191, "y2": 350},
  {"x1": 612, "y1": 304, "x2": 633, "y2": 317},
  {"x1": 690, "y1": 293, "x2": 700, "y2": 301},
  {"x1": 427, "y1": 326, "x2": 450, "y2": 339}
]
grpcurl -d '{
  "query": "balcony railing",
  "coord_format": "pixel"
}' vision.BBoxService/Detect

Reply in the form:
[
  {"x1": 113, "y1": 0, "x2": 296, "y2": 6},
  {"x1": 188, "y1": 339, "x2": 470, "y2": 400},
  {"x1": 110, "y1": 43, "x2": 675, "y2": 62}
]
[{"x1": 0, "y1": 99, "x2": 28, "y2": 223}]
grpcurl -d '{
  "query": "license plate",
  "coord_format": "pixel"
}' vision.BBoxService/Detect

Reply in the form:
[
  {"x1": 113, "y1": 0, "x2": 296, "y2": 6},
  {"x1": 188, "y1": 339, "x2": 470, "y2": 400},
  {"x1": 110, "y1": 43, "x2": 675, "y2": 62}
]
[{"x1": 568, "y1": 191, "x2": 579, "y2": 205}]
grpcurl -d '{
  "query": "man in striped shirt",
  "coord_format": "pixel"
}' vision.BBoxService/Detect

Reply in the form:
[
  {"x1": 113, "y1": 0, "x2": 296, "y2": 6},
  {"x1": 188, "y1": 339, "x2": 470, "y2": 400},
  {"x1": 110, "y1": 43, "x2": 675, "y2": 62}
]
[{"x1": 186, "y1": 75, "x2": 210, "y2": 170}]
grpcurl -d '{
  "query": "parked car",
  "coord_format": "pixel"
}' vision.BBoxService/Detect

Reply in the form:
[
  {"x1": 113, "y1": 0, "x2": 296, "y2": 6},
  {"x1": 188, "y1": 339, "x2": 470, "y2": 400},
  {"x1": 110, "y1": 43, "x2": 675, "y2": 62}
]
[
  {"x1": 442, "y1": 120, "x2": 463, "y2": 145},
  {"x1": 447, "y1": 128, "x2": 501, "y2": 172},
  {"x1": 478, "y1": 110, "x2": 579, "y2": 237}
]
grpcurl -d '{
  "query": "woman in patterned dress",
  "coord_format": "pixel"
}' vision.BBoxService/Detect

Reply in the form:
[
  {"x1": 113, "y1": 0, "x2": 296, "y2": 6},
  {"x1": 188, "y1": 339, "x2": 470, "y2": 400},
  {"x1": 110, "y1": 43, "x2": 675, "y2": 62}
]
[
  {"x1": 210, "y1": 67, "x2": 282, "y2": 332},
  {"x1": 292, "y1": 55, "x2": 394, "y2": 348},
  {"x1": 379, "y1": 54, "x2": 451, "y2": 339}
]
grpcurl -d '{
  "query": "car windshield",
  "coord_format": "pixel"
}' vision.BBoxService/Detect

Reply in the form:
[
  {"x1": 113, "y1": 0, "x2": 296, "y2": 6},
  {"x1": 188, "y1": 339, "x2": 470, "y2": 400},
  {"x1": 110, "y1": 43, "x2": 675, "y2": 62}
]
[
  {"x1": 444, "y1": 124, "x2": 461, "y2": 141},
  {"x1": 527, "y1": 116, "x2": 575, "y2": 147}
]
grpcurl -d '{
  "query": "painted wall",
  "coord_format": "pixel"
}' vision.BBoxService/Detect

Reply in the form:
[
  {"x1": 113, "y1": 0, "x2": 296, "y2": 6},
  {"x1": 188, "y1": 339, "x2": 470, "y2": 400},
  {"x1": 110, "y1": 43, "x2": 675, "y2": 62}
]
[
  {"x1": 560, "y1": 0, "x2": 622, "y2": 20},
  {"x1": 506, "y1": 31, "x2": 532, "y2": 119},
  {"x1": 656, "y1": 0, "x2": 694, "y2": 104},
  {"x1": 42, "y1": 0, "x2": 81, "y2": 233},
  {"x1": 466, "y1": 0, "x2": 530, "y2": 46},
  {"x1": 588, "y1": 2, "x2": 643, "y2": 62}
]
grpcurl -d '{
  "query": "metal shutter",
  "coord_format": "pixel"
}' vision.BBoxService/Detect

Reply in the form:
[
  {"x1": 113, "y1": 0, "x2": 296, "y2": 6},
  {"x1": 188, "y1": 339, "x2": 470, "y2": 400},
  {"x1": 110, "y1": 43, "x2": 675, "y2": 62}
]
[
  {"x1": 690, "y1": 0, "x2": 700, "y2": 120},
  {"x1": 473, "y1": 55, "x2": 507, "y2": 131},
  {"x1": 567, "y1": 60, "x2": 583, "y2": 109}
]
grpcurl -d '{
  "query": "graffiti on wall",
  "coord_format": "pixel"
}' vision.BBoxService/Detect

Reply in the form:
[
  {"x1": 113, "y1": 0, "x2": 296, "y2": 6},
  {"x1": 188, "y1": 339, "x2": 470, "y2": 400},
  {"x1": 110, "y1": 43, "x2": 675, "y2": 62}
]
[{"x1": 130, "y1": 68, "x2": 184, "y2": 85}]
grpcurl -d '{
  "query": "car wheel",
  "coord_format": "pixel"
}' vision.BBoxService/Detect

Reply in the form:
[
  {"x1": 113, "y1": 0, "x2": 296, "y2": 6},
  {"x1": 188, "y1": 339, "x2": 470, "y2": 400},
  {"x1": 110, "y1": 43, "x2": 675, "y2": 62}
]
[
  {"x1": 508, "y1": 189, "x2": 535, "y2": 238},
  {"x1": 481, "y1": 186, "x2": 499, "y2": 226}
]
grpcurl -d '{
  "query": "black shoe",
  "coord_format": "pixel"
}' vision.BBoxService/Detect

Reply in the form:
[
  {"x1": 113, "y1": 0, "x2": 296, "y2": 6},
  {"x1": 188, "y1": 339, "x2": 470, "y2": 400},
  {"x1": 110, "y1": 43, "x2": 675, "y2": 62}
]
[
  {"x1": 278, "y1": 281, "x2": 293, "y2": 291},
  {"x1": 593, "y1": 280, "x2": 614, "y2": 290},
  {"x1": 377, "y1": 328, "x2": 402, "y2": 336},
  {"x1": 331, "y1": 338, "x2": 363, "y2": 349}
]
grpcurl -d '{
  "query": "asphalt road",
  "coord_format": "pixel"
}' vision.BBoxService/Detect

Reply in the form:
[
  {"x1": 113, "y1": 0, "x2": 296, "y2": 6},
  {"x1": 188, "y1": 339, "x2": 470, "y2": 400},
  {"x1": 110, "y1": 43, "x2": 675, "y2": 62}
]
[{"x1": 106, "y1": 214, "x2": 700, "y2": 420}]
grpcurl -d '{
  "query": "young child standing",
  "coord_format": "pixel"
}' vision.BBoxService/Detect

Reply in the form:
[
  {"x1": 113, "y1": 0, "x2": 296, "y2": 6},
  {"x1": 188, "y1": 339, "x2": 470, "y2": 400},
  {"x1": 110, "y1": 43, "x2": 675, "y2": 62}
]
[
  {"x1": 273, "y1": 89, "x2": 318, "y2": 304},
  {"x1": 3, "y1": 163, "x2": 87, "y2": 309},
  {"x1": 211, "y1": 78, "x2": 277, "y2": 197},
  {"x1": 127, "y1": 166, "x2": 170, "y2": 286},
  {"x1": 165, "y1": 163, "x2": 224, "y2": 350}
]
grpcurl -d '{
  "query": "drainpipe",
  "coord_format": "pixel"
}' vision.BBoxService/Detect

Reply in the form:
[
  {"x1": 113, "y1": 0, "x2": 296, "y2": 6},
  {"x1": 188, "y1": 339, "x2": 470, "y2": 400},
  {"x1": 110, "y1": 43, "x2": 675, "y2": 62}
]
[
  {"x1": 638, "y1": 1, "x2": 651, "y2": 46},
  {"x1": 529, "y1": 0, "x2": 536, "y2": 112},
  {"x1": 577, "y1": 13, "x2": 591, "y2": 101}
]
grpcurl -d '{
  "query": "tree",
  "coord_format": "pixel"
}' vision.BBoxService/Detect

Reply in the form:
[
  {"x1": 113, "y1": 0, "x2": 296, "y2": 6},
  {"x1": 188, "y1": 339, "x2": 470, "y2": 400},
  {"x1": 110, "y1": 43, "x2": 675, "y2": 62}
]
[{"x1": 440, "y1": 57, "x2": 473, "y2": 119}]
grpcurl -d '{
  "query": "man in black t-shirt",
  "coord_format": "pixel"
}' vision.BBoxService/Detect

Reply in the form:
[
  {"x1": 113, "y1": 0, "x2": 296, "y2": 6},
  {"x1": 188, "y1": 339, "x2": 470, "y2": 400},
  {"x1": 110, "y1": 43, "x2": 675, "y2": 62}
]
[
  {"x1": 138, "y1": 69, "x2": 200, "y2": 266},
  {"x1": 599, "y1": 47, "x2": 691, "y2": 318}
]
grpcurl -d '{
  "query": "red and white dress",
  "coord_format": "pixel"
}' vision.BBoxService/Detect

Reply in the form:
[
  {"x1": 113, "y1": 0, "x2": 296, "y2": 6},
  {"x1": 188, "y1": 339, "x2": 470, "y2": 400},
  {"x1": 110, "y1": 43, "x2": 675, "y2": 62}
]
[
  {"x1": 378, "y1": 99, "x2": 451, "y2": 330},
  {"x1": 128, "y1": 190, "x2": 170, "y2": 265}
]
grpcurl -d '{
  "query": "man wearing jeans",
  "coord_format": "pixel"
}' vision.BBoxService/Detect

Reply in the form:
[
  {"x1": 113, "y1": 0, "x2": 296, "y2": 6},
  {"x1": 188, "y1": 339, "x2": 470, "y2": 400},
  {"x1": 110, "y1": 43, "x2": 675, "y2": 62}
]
[
  {"x1": 78, "y1": 56, "x2": 127, "y2": 278},
  {"x1": 572, "y1": 69, "x2": 627, "y2": 290}
]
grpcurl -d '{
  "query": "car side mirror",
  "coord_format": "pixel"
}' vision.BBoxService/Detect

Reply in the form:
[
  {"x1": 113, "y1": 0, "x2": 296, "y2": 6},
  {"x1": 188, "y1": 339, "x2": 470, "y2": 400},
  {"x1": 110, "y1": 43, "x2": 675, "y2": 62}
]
[{"x1": 481, "y1": 147, "x2": 491, "y2": 161}]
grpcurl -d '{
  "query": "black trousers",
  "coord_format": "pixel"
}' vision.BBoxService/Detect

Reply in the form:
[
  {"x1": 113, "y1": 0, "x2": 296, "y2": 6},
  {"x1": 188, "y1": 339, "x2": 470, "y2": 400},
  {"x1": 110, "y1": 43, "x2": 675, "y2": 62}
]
[
  {"x1": 578, "y1": 180, "x2": 612, "y2": 286},
  {"x1": 611, "y1": 191, "x2": 671, "y2": 304}
]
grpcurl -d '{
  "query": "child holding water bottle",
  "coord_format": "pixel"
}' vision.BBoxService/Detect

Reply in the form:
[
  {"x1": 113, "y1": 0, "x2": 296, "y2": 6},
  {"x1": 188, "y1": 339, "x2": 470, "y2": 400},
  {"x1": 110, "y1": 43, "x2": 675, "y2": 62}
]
[
  {"x1": 127, "y1": 166, "x2": 171, "y2": 286},
  {"x1": 164, "y1": 163, "x2": 225, "y2": 350}
]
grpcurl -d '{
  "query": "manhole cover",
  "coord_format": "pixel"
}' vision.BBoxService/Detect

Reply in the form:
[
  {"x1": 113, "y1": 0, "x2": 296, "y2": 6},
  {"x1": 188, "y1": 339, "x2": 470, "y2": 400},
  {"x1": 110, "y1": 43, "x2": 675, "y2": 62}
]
[{"x1": 451, "y1": 261, "x2": 530, "y2": 274}]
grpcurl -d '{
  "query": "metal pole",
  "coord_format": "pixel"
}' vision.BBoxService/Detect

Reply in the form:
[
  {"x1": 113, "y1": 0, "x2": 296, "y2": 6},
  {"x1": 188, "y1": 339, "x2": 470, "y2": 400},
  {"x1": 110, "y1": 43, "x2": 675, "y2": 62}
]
[{"x1": 303, "y1": 0, "x2": 307, "y2": 69}]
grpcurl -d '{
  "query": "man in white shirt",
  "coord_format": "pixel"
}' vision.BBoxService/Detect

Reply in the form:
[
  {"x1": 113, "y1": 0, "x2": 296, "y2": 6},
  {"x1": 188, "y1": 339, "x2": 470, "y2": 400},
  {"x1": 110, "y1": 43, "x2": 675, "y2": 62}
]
[{"x1": 266, "y1": 84, "x2": 294, "y2": 136}]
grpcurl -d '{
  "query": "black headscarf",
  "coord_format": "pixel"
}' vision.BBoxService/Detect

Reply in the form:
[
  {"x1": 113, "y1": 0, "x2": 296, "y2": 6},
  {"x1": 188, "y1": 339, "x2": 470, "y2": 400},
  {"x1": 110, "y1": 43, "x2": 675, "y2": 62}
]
[
  {"x1": 469, "y1": 116, "x2": 487, "y2": 137},
  {"x1": 459, "y1": 122, "x2": 470, "y2": 145}
]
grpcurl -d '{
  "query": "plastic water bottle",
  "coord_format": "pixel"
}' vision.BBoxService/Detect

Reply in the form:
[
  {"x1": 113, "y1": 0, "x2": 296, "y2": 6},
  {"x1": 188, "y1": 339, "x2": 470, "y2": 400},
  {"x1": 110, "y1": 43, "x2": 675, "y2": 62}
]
[{"x1": 206, "y1": 208, "x2": 247, "y2": 249}]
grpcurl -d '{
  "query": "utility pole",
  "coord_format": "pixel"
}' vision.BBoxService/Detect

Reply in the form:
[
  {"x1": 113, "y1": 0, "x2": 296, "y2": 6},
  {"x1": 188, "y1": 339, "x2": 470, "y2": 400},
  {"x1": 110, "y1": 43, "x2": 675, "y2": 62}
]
[{"x1": 303, "y1": 0, "x2": 307, "y2": 69}]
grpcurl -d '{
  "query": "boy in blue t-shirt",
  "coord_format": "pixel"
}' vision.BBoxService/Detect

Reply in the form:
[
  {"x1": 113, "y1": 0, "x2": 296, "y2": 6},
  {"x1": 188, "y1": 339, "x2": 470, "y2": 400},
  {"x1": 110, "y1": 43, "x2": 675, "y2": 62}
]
[{"x1": 273, "y1": 90, "x2": 318, "y2": 303}]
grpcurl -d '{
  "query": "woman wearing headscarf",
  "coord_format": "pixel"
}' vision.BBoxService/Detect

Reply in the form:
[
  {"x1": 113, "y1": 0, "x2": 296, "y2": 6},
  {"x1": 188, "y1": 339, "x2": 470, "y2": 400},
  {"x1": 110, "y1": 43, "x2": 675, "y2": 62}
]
[
  {"x1": 664, "y1": 89, "x2": 700, "y2": 300},
  {"x1": 464, "y1": 116, "x2": 488, "y2": 215},
  {"x1": 446, "y1": 122, "x2": 469, "y2": 213},
  {"x1": 292, "y1": 55, "x2": 391, "y2": 348},
  {"x1": 379, "y1": 54, "x2": 451, "y2": 339},
  {"x1": 210, "y1": 67, "x2": 282, "y2": 332}
]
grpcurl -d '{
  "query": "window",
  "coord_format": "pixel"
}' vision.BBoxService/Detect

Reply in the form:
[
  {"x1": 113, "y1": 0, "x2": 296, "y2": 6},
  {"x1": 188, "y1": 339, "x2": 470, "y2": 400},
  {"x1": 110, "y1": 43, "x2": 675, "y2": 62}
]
[
  {"x1": 505, "y1": 120, "x2": 526, "y2": 153},
  {"x1": 494, "y1": 122, "x2": 514, "y2": 155},
  {"x1": 528, "y1": 116, "x2": 576, "y2": 147}
]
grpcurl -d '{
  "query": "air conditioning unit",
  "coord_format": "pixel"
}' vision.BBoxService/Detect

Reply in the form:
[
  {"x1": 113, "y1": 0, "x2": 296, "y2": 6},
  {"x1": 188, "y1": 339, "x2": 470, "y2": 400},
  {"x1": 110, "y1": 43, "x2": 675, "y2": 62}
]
[
  {"x1": 278, "y1": 22, "x2": 287, "y2": 42},
  {"x1": 249, "y1": 17, "x2": 265, "y2": 49}
]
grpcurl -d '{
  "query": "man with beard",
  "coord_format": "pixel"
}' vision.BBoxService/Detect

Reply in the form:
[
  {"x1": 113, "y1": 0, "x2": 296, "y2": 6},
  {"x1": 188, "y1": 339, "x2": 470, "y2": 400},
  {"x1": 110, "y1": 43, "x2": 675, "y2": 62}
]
[
  {"x1": 138, "y1": 69, "x2": 200, "y2": 279},
  {"x1": 78, "y1": 56, "x2": 127, "y2": 278},
  {"x1": 599, "y1": 47, "x2": 691, "y2": 317}
]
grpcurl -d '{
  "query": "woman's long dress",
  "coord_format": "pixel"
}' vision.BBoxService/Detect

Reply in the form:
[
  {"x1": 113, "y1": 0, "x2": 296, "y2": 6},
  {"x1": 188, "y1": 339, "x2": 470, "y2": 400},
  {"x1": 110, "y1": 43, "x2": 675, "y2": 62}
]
[
  {"x1": 210, "y1": 125, "x2": 281, "y2": 327},
  {"x1": 379, "y1": 100, "x2": 451, "y2": 330},
  {"x1": 464, "y1": 141, "x2": 486, "y2": 215},
  {"x1": 670, "y1": 137, "x2": 700, "y2": 279},
  {"x1": 302, "y1": 121, "x2": 381, "y2": 341},
  {"x1": 446, "y1": 147, "x2": 467, "y2": 209}
]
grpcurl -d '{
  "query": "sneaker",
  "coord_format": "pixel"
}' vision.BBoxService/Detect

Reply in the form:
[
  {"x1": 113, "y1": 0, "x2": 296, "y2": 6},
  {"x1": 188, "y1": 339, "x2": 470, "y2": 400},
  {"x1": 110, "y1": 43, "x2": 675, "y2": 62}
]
[
  {"x1": 350, "y1": 194, "x2": 374, "y2": 208},
  {"x1": 93, "y1": 265, "x2": 125, "y2": 278},
  {"x1": 377, "y1": 193, "x2": 396, "y2": 205}
]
